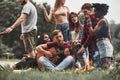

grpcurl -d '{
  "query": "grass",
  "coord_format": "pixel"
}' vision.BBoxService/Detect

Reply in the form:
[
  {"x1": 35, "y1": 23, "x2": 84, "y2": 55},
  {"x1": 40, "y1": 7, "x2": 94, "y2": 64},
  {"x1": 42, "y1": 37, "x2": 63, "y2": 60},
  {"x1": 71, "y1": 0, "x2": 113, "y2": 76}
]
[
  {"x1": 0, "y1": 56, "x2": 120, "y2": 80},
  {"x1": 0, "y1": 67, "x2": 116, "y2": 80}
]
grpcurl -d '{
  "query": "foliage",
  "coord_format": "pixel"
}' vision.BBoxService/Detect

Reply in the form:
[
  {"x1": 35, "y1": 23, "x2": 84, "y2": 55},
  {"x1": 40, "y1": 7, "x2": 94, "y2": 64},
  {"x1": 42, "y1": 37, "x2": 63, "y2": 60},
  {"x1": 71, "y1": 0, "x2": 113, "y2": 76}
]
[
  {"x1": 0, "y1": 40, "x2": 12, "y2": 57},
  {"x1": 109, "y1": 23, "x2": 120, "y2": 54},
  {"x1": 0, "y1": 0, "x2": 119, "y2": 58},
  {"x1": 0, "y1": 0, "x2": 55, "y2": 58},
  {"x1": 36, "y1": 3, "x2": 55, "y2": 36}
]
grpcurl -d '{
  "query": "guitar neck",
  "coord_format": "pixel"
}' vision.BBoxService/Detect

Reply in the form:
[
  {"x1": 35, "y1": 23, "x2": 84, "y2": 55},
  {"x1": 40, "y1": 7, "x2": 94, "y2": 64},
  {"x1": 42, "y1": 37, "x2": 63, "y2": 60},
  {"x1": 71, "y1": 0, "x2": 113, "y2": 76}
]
[
  {"x1": 52, "y1": 50, "x2": 64, "y2": 56},
  {"x1": 52, "y1": 44, "x2": 81, "y2": 57}
]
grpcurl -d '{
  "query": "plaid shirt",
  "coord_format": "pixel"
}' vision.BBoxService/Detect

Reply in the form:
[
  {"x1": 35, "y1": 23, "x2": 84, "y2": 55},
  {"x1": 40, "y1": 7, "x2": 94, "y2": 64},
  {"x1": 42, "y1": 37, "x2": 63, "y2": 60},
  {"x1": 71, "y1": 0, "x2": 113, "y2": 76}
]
[{"x1": 81, "y1": 15, "x2": 99, "y2": 54}]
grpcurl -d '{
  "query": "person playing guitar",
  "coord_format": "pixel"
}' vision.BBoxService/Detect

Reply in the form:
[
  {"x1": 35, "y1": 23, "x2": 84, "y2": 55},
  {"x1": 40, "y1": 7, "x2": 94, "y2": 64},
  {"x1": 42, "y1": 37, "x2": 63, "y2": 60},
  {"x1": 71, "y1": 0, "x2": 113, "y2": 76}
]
[{"x1": 36, "y1": 29, "x2": 75, "y2": 71}]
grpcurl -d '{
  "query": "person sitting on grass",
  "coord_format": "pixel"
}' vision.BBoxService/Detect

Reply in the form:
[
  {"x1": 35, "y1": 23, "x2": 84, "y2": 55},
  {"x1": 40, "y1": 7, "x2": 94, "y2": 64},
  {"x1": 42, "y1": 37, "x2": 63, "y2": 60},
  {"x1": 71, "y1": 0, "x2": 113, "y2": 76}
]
[
  {"x1": 36, "y1": 29, "x2": 75, "y2": 71},
  {"x1": 13, "y1": 33, "x2": 51, "y2": 70}
]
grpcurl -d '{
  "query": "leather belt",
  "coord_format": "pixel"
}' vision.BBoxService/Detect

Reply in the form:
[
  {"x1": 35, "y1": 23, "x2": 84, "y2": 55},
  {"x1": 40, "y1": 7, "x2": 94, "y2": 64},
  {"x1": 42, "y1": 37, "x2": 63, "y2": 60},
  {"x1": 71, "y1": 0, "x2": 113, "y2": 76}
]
[{"x1": 96, "y1": 37, "x2": 108, "y2": 42}]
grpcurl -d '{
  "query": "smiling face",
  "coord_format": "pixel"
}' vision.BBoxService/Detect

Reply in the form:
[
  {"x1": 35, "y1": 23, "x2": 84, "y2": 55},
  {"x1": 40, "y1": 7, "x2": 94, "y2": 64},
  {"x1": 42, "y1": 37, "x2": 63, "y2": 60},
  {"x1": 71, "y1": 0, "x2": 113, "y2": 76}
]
[
  {"x1": 43, "y1": 34, "x2": 50, "y2": 43},
  {"x1": 83, "y1": 8, "x2": 92, "y2": 18}
]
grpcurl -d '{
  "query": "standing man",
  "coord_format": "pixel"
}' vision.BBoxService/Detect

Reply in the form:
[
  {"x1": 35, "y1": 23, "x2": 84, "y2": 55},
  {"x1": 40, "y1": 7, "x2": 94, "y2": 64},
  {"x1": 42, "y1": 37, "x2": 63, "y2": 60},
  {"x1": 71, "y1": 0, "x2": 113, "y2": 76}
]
[
  {"x1": 4, "y1": 0, "x2": 38, "y2": 58},
  {"x1": 77, "y1": 3, "x2": 100, "y2": 69}
]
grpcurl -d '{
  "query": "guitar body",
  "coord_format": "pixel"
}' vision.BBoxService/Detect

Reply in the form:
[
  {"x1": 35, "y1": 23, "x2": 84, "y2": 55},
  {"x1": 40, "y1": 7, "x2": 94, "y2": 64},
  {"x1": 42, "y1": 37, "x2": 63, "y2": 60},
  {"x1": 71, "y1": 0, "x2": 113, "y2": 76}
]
[
  {"x1": 36, "y1": 43, "x2": 82, "y2": 69},
  {"x1": 36, "y1": 47, "x2": 58, "y2": 69}
]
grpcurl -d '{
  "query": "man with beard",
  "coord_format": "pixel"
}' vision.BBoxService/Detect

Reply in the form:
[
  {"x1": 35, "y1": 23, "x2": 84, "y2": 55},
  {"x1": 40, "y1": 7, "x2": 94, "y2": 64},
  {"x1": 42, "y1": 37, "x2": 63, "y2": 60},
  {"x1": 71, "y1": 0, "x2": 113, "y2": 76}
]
[
  {"x1": 36, "y1": 30, "x2": 75, "y2": 71},
  {"x1": 4, "y1": 0, "x2": 38, "y2": 58}
]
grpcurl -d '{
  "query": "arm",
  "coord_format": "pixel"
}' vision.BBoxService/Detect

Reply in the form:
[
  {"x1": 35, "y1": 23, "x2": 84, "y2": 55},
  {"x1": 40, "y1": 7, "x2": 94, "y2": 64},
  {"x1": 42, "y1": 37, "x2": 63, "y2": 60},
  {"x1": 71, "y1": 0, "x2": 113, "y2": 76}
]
[
  {"x1": 40, "y1": 4, "x2": 53, "y2": 22},
  {"x1": 36, "y1": 44, "x2": 48, "y2": 54},
  {"x1": 107, "y1": 24, "x2": 112, "y2": 43},
  {"x1": 108, "y1": 31, "x2": 112, "y2": 43},
  {"x1": 5, "y1": 13, "x2": 27, "y2": 33},
  {"x1": 65, "y1": 6, "x2": 70, "y2": 16},
  {"x1": 36, "y1": 44, "x2": 52, "y2": 57},
  {"x1": 89, "y1": 19, "x2": 105, "y2": 35}
]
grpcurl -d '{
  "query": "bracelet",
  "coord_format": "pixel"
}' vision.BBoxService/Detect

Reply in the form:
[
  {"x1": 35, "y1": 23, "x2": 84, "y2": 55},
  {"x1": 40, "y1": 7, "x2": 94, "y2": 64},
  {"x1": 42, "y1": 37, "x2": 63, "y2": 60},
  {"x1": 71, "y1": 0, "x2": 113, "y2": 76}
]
[{"x1": 10, "y1": 26, "x2": 14, "y2": 29}]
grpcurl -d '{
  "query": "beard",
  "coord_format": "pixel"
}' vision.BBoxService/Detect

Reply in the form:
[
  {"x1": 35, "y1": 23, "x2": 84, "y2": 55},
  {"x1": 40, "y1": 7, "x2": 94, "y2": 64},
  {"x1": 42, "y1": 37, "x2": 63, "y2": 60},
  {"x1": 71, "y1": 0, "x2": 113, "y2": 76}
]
[{"x1": 21, "y1": 0, "x2": 27, "y2": 5}]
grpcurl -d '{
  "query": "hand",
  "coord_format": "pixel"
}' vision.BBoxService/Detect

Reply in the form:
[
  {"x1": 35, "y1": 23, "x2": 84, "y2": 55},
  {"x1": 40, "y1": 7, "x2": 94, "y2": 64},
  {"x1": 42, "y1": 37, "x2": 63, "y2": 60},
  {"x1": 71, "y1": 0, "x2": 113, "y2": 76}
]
[
  {"x1": 5, "y1": 27, "x2": 13, "y2": 33},
  {"x1": 20, "y1": 34, "x2": 24, "y2": 40},
  {"x1": 72, "y1": 40, "x2": 80, "y2": 46},
  {"x1": 21, "y1": 57, "x2": 27, "y2": 62},
  {"x1": 77, "y1": 46, "x2": 85, "y2": 54},
  {"x1": 45, "y1": 51, "x2": 53, "y2": 58},
  {"x1": 40, "y1": 4, "x2": 46, "y2": 11},
  {"x1": 97, "y1": 19, "x2": 105, "y2": 26},
  {"x1": 87, "y1": 18, "x2": 92, "y2": 27}
]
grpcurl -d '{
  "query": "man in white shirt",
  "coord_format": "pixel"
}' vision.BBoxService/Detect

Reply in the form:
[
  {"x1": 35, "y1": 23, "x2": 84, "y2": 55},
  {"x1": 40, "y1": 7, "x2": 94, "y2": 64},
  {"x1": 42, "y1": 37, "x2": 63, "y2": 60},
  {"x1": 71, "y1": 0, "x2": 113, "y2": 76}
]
[{"x1": 5, "y1": 0, "x2": 38, "y2": 58}]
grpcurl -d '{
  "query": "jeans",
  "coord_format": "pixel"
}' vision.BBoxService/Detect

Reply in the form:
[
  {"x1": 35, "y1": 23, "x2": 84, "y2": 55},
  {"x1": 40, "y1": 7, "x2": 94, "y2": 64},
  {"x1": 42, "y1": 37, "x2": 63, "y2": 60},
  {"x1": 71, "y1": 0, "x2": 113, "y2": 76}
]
[
  {"x1": 75, "y1": 49, "x2": 89, "y2": 69},
  {"x1": 39, "y1": 56, "x2": 75, "y2": 70},
  {"x1": 92, "y1": 50, "x2": 100, "y2": 67},
  {"x1": 55, "y1": 23, "x2": 70, "y2": 41}
]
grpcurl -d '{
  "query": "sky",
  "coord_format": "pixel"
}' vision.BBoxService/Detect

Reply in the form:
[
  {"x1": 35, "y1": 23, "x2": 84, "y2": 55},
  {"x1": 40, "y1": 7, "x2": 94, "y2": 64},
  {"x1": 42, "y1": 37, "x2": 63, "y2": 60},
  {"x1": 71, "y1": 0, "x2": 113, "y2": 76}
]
[{"x1": 33, "y1": 0, "x2": 120, "y2": 24}]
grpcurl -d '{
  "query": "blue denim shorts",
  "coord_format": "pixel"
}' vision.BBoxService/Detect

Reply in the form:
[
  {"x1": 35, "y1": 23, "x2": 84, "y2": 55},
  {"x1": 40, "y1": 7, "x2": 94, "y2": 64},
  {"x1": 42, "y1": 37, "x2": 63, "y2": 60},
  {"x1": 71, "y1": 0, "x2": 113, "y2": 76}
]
[{"x1": 96, "y1": 38, "x2": 113, "y2": 59}]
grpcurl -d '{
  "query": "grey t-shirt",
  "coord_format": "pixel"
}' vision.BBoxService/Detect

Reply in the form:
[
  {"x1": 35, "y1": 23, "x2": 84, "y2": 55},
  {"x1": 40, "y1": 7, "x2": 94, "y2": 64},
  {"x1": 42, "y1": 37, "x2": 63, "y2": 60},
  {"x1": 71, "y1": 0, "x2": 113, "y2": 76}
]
[{"x1": 21, "y1": 2, "x2": 37, "y2": 33}]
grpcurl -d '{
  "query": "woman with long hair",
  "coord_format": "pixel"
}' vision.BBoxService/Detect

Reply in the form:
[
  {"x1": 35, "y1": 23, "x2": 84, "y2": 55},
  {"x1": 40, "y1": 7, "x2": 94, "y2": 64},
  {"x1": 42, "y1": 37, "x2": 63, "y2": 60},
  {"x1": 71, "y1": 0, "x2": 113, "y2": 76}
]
[
  {"x1": 40, "y1": 0, "x2": 70, "y2": 41},
  {"x1": 68, "y1": 12, "x2": 82, "y2": 42}
]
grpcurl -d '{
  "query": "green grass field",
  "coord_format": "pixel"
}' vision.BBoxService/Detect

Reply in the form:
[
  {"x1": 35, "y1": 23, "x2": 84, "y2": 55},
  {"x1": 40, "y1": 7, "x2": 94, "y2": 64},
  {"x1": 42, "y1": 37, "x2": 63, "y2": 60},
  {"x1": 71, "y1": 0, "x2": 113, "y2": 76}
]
[
  {"x1": 0, "y1": 63, "x2": 120, "y2": 80},
  {"x1": 0, "y1": 56, "x2": 120, "y2": 80}
]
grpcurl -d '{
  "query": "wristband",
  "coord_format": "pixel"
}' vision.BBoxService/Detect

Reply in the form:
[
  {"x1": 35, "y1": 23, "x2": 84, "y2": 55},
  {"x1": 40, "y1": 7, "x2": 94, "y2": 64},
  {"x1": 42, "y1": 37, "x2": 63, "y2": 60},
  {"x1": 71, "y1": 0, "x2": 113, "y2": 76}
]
[
  {"x1": 87, "y1": 18, "x2": 92, "y2": 27},
  {"x1": 10, "y1": 26, "x2": 14, "y2": 29}
]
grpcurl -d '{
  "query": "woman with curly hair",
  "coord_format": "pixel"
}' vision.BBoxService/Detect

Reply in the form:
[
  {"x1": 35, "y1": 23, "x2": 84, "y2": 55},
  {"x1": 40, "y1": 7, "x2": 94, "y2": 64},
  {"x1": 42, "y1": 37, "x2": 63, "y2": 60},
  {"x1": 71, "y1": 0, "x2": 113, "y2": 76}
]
[{"x1": 89, "y1": 3, "x2": 113, "y2": 69}]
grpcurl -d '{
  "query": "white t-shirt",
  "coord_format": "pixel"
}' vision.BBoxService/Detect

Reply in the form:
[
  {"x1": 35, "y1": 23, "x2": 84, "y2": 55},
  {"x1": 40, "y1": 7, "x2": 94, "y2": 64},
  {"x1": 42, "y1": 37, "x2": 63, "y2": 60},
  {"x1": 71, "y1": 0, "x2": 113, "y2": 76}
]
[{"x1": 21, "y1": 2, "x2": 37, "y2": 33}]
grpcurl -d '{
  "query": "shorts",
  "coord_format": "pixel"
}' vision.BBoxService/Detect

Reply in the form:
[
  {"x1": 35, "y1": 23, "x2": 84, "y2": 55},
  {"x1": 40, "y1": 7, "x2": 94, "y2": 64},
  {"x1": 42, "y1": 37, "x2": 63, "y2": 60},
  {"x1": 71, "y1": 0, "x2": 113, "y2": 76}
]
[
  {"x1": 23, "y1": 29, "x2": 37, "y2": 52},
  {"x1": 96, "y1": 38, "x2": 113, "y2": 59}
]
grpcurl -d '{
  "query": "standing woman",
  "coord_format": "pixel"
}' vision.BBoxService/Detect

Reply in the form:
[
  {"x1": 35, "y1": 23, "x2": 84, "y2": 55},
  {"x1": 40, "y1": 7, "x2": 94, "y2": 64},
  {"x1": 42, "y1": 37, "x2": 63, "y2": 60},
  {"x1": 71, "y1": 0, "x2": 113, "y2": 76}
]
[
  {"x1": 89, "y1": 3, "x2": 113, "y2": 69},
  {"x1": 40, "y1": 0, "x2": 70, "y2": 41},
  {"x1": 68, "y1": 12, "x2": 82, "y2": 42}
]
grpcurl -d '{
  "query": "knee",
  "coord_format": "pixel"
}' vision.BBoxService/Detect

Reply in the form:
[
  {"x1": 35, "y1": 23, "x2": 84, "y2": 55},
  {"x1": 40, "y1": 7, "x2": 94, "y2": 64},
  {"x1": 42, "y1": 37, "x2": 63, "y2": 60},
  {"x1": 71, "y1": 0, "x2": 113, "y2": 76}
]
[
  {"x1": 39, "y1": 56, "x2": 46, "y2": 63},
  {"x1": 66, "y1": 56, "x2": 75, "y2": 62}
]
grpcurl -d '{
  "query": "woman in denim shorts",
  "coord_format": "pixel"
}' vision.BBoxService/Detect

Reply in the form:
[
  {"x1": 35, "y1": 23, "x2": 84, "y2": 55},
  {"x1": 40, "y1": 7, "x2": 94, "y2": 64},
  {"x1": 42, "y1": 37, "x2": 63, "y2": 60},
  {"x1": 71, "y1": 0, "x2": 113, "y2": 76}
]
[{"x1": 89, "y1": 3, "x2": 113, "y2": 69}]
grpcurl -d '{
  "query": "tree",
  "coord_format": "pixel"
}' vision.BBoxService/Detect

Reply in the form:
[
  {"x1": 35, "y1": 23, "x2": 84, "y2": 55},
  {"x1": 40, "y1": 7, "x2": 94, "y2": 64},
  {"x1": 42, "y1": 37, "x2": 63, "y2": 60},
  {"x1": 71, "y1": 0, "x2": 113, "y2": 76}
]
[
  {"x1": 36, "y1": 3, "x2": 55, "y2": 36},
  {"x1": 109, "y1": 21, "x2": 120, "y2": 54},
  {"x1": 0, "y1": 1, "x2": 55, "y2": 58}
]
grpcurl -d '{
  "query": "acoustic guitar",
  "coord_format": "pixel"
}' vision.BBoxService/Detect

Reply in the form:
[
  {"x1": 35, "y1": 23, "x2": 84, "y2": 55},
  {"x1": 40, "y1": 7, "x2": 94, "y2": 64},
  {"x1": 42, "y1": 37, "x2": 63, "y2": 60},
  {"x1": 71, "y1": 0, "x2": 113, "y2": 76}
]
[
  {"x1": 36, "y1": 47, "x2": 62, "y2": 69},
  {"x1": 36, "y1": 43, "x2": 81, "y2": 69}
]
